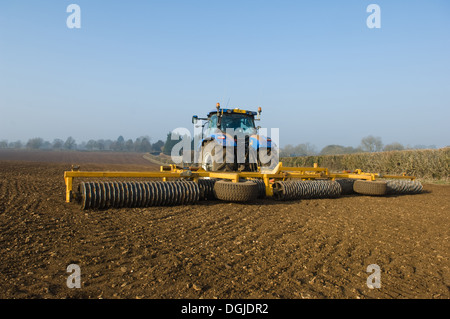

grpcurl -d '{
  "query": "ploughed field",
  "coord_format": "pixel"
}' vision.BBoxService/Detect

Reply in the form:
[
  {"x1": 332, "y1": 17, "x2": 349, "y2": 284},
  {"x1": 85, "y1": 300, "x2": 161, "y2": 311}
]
[{"x1": 0, "y1": 150, "x2": 449, "y2": 299}]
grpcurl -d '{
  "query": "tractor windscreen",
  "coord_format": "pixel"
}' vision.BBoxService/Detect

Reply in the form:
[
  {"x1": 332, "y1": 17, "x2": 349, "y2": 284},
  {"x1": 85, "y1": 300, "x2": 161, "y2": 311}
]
[{"x1": 220, "y1": 114, "x2": 256, "y2": 134}]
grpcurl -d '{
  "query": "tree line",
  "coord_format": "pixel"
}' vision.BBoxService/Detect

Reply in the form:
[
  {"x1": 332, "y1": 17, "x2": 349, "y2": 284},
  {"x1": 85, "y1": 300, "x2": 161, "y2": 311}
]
[
  {"x1": 0, "y1": 134, "x2": 438, "y2": 156},
  {"x1": 279, "y1": 135, "x2": 438, "y2": 157},
  {"x1": 0, "y1": 136, "x2": 165, "y2": 153}
]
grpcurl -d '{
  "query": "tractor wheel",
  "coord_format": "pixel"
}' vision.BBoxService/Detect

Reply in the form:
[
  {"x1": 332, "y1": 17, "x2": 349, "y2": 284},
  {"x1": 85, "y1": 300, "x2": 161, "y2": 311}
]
[
  {"x1": 213, "y1": 180, "x2": 259, "y2": 202},
  {"x1": 258, "y1": 147, "x2": 279, "y2": 172},
  {"x1": 353, "y1": 180, "x2": 387, "y2": 196},
  {"x1": 246, "y1": 178, "x2": 266, "y2": 198},
  {"x1": 201, "y1": 141, "x2": 226, "y2": 171}
]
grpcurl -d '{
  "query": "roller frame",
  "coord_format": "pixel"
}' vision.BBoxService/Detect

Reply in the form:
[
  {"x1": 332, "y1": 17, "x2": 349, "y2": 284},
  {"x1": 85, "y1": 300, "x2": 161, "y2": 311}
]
[{"x1": 64, "y1": 162, "x2": 416, "y2": 203}]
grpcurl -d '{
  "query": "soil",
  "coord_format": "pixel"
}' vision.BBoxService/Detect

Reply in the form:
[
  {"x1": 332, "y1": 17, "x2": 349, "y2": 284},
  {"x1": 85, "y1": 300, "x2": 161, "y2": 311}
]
[{"x1": 0, "y1": 150, "x2": 449, "y2": 299}]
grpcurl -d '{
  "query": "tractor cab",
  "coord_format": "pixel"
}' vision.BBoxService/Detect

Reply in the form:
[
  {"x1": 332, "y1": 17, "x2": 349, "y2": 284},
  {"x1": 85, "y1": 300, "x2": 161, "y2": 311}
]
[
  {"x1": 192, "y1": 103, "x2": 262, "y2": 139},
  {"x1": 205, "y1": 109, "x2": 257, "y2": 136}
]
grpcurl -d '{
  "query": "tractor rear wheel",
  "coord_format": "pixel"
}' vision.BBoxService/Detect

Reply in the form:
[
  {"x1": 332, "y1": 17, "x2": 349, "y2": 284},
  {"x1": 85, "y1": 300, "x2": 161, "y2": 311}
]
[{"x1": 213, "y1": 180, "x2": 259, "y2": 202}]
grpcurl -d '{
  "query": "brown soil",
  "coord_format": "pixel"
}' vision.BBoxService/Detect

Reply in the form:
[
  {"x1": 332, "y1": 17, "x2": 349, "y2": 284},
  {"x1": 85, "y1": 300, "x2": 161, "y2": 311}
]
[{"x1": 0, "y1": 151, "x2": 449, "y2": 299}]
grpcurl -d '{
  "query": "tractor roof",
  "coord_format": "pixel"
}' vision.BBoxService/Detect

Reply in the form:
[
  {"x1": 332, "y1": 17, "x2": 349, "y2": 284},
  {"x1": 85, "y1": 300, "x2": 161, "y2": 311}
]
[{"x1": 207, "y1": 108, "x2": 257, "y2": 117}]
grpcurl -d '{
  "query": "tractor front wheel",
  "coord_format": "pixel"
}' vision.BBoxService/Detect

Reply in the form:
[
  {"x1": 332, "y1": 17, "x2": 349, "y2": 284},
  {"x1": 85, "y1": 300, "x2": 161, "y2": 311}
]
[
  {"x1": 213, "y1": 180, "x2": 259, "y2": 202},
  {"x1": 201, "y1": 141, "x2": 226, "y2": 171}
]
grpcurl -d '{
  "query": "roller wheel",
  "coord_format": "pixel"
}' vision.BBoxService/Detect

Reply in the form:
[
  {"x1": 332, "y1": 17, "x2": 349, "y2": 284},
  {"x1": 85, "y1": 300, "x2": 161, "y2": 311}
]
[
  {"x1": 213, "y1": 180, "x2": 259, "y2": 202},
  {"x1": 197, "y1": 178, "x2": 218, "y2": 200},
  {"x1": 335, "y1": 179, "x2": 356, "y2": 195},
  {"x1": 246, "y1": 178, "x2": 266, "y2": 198},
  {"x1": 78, "y1": 181, "x2": 200, "y2": 210},
  {"x1": 353, "y1": 180, "x2": 387, "y2": 196},
  {"x1": 386, "y1": 179, "x2": 423, "y2": 195},
  {"x1": 273, "y1": 180, "x2": 341, "y2": 201}
]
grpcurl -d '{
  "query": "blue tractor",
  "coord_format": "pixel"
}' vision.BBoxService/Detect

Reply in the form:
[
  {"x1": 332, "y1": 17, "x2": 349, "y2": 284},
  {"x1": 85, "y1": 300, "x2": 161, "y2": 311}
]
[{"x1": 192, "y1": 103, "x2": 275, "y2": 172}]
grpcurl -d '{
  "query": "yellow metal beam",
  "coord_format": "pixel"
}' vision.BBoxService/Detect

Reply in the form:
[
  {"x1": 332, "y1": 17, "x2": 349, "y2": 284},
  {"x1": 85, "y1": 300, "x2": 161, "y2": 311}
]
[
  {"x1": 65, "y1": 176, "x2": 72, "y2": 203},
  {"x1": 381, "y1": 175, "x2": 416, "y2": 180},
  {"x1": 329, "y1": 173, "x2": 374, "y2": 181},
  {"x1": 64, "y1": 171, "x2": 186, "y2": 178}
]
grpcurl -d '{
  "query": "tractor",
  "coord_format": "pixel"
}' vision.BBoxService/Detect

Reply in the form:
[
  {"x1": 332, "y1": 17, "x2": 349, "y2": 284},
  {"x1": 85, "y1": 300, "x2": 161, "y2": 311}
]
[
  {"x1": 192, "y1": 103, "x2": 276, "y2": 172},
  {"x1": 63, "y1": 102, "x2": 423, "y2": 209}
]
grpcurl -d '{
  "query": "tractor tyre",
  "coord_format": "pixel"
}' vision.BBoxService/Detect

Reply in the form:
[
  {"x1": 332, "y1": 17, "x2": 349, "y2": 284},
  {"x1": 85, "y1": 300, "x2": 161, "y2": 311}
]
[
  {"x1": 353, "y1": 180, "x2": 387, "y2": 196},
  {"x1": 201, "y1": 141, "x2": 224, "y2": 171},
  {"x1": 213, "y1": 180, "x2": 259, "y2": 202},
  {"x1": 386, "y1": 179, "x2": 423, "y2": 195},
  {"x1": 246, "y1": 178, "x2": 266, "y2": 198},
  {"x1": 201, "y1": 142, "x2": 234, "y2": 171},
  {"x1": 258, "y1": 147, "x2": 279, "y2": 171}
]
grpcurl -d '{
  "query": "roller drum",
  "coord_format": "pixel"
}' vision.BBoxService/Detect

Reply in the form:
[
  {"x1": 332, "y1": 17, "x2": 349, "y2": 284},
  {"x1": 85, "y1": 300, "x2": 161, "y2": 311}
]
[
  {"x1": 79, "y1": 181, "x2": 200, "y2": 209},
  {"x1": 273, "y1": 180, "x2": 342, "y2": 201}
]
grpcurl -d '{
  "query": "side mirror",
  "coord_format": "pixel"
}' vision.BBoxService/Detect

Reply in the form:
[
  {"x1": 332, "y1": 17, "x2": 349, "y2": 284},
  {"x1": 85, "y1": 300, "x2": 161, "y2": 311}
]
[{"x1": 192, "y1": 115, "x2": 198, "y2": 124}]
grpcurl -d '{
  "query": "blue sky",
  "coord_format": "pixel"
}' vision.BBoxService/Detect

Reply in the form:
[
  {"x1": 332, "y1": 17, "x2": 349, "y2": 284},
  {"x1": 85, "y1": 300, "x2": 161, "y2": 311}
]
[{"x1": 0, "y1": 0, "x2": 449, "y2": 149}]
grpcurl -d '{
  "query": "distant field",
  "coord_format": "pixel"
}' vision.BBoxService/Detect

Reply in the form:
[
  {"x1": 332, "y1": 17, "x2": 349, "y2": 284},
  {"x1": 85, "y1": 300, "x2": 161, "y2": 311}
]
[{"x1": 0, "y1": 150, "x2": 156, "y2": 167}]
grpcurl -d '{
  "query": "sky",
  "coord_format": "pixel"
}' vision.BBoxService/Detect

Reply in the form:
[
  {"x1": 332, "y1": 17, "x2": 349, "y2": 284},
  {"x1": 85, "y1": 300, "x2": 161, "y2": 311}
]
[{"x1": 0, "y1": 0, "x2": 449, "y2": 150}]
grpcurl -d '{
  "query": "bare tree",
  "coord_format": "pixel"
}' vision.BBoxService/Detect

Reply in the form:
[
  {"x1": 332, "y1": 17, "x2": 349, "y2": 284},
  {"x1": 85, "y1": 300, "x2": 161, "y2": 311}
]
[
  {"x1": 152, "y1": 140, "x2": 164, "y2": 152},
  {"x1": 64, "y1": 137, "x2": 77, "y2": 150},
  {"x1": 9, "y1": 141, "x2": 22, "y2": 149},
  {"x1": 86, "y1": 140, "x2": 97, "y2": 151},
  {"x1": 96, "y1": 139, "x2": 105, "y2": 151},
  {"x1": 125, "y1": 139, "x2": 134, "y2": 152},
  {"x1": 52, "y1": 138, "x2": 64, "y2": 150},
  {"x1": 280, "y1": 143, "x2": 317, "y2": 157},
  {"x1": 112, "y1": 136, "x2": 125, "y2": 151},
  {"x1": 320, "y1": 145, "x2": 360, "y2": 155},
  {"x1": 360, "y1": 135, "x2": 383, "y2": 152},
  {"x1": 383, "y1": 142, "x2": 404, "y2": 152},
  {"x1": 26, "y1": 137, "x2": 44, "y2": 149}
]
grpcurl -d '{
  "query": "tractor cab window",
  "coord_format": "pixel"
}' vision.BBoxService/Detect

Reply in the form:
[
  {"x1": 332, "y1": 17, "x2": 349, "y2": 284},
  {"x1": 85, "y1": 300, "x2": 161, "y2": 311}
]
[
  {"x1": 220, "y1": 114, "x2": 256, "y2": 134},
  {"x1": 208, "y1": 114, "x2": 218, "y2": 129},
  {"x1": 206, "y1": 114, "x2": 220, "y2": 135}
]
